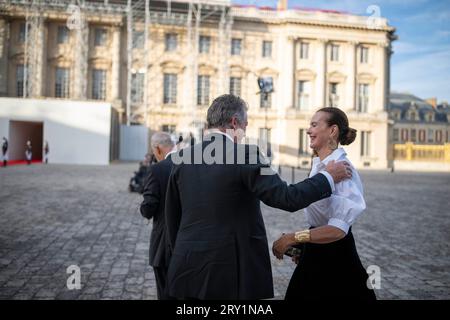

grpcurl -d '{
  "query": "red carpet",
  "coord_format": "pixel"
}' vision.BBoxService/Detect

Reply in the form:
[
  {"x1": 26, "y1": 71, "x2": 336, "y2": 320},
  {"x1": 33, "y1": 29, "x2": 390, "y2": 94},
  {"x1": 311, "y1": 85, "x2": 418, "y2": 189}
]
[{"x1": 2, "y1": 159, "x2": 42, "y2": 166}]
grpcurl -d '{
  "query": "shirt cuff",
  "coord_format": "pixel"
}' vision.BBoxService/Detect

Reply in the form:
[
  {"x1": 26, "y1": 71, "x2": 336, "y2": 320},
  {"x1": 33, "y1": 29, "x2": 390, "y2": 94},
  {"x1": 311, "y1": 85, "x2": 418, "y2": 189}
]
[
  {"x1": 328, "y1": 218, "x2": 350, "y2": 234},
  {"x1": 319, "y1": 170, "x2": 335, "y2": 193}
]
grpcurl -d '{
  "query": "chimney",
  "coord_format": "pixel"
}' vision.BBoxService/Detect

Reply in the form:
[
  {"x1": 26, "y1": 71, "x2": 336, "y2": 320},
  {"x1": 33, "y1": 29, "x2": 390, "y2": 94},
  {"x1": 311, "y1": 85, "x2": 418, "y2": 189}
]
[
  {"x1": 425, "y1": 97, "x2": 437, "y2": 108},
  {"x1": 277, "y1": 0, "x2": 288, "y2": 10}
]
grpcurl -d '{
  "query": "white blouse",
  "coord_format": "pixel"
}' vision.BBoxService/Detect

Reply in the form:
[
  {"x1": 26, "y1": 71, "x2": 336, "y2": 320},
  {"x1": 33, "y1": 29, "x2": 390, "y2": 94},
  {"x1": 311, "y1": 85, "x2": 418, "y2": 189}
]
[{"x1": 305, "y1": 148, "x2": 366, "y2": 234}]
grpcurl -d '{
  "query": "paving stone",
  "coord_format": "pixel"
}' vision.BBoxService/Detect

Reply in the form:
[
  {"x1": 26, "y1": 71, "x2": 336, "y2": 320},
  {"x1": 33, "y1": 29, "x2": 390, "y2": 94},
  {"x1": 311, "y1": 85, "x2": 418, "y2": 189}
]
[{"x1": 0, "y1": 164, "x2": 448, "y2": 300}]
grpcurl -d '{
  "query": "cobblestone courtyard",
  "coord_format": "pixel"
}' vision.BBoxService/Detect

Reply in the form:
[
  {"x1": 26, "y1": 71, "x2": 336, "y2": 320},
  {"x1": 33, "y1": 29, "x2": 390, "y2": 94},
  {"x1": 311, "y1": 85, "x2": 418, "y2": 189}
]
[{"x1": 0, "y1": 163, "x2": 449, "y2": 300}]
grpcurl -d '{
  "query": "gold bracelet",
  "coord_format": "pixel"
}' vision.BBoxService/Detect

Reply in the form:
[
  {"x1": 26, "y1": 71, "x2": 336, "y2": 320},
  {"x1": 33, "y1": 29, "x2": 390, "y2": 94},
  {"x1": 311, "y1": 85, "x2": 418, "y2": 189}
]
[{"x1": 294, "y1": 230, "x2": 311, "y2": 243}]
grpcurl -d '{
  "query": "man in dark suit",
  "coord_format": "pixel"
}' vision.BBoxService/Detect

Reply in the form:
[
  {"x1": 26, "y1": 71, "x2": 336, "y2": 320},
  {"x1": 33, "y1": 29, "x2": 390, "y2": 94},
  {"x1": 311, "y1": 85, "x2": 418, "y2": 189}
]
[
  {"x1": 140, "y1": 132, "x2": 176, "y2": 300},
  {"x1": 165, "y1": 94, "x2": 352, "y2": 300}
]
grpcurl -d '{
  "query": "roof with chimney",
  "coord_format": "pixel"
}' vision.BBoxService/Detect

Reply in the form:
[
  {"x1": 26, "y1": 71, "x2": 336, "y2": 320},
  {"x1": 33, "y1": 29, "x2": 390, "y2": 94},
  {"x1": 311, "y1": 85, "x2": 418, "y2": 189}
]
[{"x1": 389, "y1": 92, "x2": 450, "y2": 123}]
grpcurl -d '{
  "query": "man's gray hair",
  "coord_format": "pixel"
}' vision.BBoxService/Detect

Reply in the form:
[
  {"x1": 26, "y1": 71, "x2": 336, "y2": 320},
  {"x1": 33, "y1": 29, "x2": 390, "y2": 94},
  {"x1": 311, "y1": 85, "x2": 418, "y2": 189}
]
[
  {"x1": 206, "y1": 94, "x2": 248, "y2": 129},
  {"x1": 151, "y1": 132, "x2": 175, "y2": 149}
]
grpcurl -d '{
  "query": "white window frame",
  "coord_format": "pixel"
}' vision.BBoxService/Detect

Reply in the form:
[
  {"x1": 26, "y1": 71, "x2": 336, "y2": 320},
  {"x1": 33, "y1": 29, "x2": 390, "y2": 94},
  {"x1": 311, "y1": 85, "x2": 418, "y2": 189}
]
[
  {"x1": 55, "y1": 67, "x2": 70, "y2": 98},
  {"x1": 361, "y1": 131, "x2": 371, "y2": 157},
  {"x1": 297, "y1": 80, "x2": 310, "y2": 110},
  {"x1": 357, "y1": 83, "x2": 369, "y2": 112},
  {"x1": 230, "y1": 77, "x2": 242, "y2": 97},
  {"x1": 92, "y1": 69, "x2": 106, "y2": 100},
  {"x1": 163, "y1": 73, "x2": 177, "y2": 104},
  {"x1": 300, "y1": 42, "x2": 309, "y2": 59},
  {"x1": 197, "y1": 75, "x2": 210, "y2": 106}
]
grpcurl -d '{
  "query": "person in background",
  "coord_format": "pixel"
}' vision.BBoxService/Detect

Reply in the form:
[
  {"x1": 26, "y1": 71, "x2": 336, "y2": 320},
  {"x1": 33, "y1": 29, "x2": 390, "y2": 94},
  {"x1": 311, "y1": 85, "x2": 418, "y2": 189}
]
[
  {"x1": 140, "y1": 132, "x2": 177, "y2": 299},
  {"x1": 44, "y1": 141, "x2": 49, "y2": 164},
  {"x1": 25, "y1": 140, "x2": 32, "y2": 165},
  {"x1": 2, "y1": 137, "x2": 8, "y2": 167}
]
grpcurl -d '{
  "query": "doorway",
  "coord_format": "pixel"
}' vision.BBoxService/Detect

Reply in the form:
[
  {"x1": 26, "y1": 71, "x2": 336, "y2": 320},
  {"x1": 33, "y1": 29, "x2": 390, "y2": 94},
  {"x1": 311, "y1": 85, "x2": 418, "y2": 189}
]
[{"x1": 8, "y1": 120, "x2": 43, "y2": 162}]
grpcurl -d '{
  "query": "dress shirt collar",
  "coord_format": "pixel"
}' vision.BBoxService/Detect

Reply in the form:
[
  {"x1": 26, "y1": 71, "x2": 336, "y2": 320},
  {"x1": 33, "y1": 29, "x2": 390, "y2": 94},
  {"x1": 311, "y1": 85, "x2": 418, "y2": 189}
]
[{"x1": 312, "y1": 147, "x2": 347, "y2": 168}]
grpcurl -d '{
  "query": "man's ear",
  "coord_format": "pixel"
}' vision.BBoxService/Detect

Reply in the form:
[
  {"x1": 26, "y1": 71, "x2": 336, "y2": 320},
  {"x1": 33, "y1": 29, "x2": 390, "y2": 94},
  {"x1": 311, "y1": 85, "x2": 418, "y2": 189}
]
[{"x1": 231, "y1": 117, "x2": 238, "y2": 130}]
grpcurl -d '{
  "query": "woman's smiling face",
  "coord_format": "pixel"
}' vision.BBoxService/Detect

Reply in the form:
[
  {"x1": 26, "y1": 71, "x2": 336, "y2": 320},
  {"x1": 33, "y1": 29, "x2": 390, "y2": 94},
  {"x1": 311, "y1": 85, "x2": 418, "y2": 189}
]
[{"x1": 307, "y1": 111, "x2": 337, "y2": 151}]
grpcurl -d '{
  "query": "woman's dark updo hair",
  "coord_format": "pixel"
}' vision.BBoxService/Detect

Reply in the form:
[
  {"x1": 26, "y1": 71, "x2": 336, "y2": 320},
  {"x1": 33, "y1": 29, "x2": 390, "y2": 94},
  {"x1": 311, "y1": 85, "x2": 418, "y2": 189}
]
[{"x1": 317, "y1": 107, "x2": 357, "y2": 145}]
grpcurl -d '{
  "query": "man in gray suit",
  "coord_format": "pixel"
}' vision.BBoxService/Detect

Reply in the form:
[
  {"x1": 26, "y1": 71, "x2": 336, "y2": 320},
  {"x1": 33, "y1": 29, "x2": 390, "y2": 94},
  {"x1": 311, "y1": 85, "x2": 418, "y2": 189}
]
[{"x1": 165, "y1": 94, "x2": 352, "y2": 300}]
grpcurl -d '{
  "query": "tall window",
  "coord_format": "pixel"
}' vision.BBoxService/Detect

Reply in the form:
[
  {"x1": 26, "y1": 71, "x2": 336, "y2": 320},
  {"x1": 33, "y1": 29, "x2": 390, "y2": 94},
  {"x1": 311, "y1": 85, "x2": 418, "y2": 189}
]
[
  {"x1": 300, "y1": 42, "x2": 309, "y2": 59},
  {"x1": 299, "y1": 129, "x2": 310, "y2": 155},
  {"x1": 161, "y1": 124, "x2": 176, "y2": 134},
  {"x1": 393, "y1": 128, "x2": 399, "y2": 142},
  {"x1": 92, "y1": 69, "x2": 106, "y2": 100},
  {"x1": 330, "y1": 44, "x2": 340, "y2": 61},
  {"x1": 163, "y1": 73, "x2": 177, "y2": 104},
  {"x1": 18, "y1": 23, "x2": 26, "y2": 43},
  {"x1": 329, "y1": 82, "x2": 339, "y2": 108},
  {"x1": 428, "y1": 129, "x2": 434, "y2": 143},
  {"x1": 131, "y1": 72, "x2": 144, "y2": 103},
  {"x1": 419, "y1": 129, "x2": 426, "y2": 142},
  {"x1": 55, "y1": 67, "x2": 70, "y2": 98},
  {"x1": 360, "y1": 46, "x2": 369, "y2": 63},
  {"x1": 259, "y1": 128, "x2": 271, "y2": 157},
  {"x1": 16, "y1": 64, "x2": 24, "y2": 97},
  {"x1": 262, "y1": 41, "x2": 272, "y2": 58},
  {"x1": 361, "y1": 131, "x2": 371, "y2": 157},
  {"x1": 435, "y1": 130, "x2": 443, "y2": 143},
  {"x1": 197, "y1": 75, "x2": 210, "y2": 106},
  {"x1": 133, "y1": 31, "x2": 144, "y2": 49},
  {"x1": 357, "y1": 84, "x2": 369, "y2": 112},
  {"x1": 94, "y1": 28, "x2": 107, "y2": 46},
  {"x1": 411, "y1": 129, "x2": 417, "y2": 142},
  {"x1": 230, "y1": 77, "x2": 241, "y2": 97},
  {"x1": 401, "y1": 129, "x2": 409, "y2": 142},
  {"x1": 297, "y1": 80, "x2": 310, "y2": 110},
  {"x1": 57, "y1": 26, "x2": 69, "y2": 44},
  {"x1": 199, "y1": 35, "x2": 211, "y2": 53},
  {"x1": 426, "y1": 113, "x2": 434, "y2": 122},
  {"x1": 231, "y1": 38, "x2": 241, "y2": 55},
  {"x1": 165, "y1": 33, "x2": 177, "y2": 51}
]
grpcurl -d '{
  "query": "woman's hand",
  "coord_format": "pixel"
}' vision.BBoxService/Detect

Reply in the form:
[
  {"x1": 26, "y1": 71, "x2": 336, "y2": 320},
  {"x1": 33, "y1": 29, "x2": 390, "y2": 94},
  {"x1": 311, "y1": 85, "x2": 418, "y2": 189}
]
[{"x1": 272, "y1": 233, "x2": 296, "y2": 259}]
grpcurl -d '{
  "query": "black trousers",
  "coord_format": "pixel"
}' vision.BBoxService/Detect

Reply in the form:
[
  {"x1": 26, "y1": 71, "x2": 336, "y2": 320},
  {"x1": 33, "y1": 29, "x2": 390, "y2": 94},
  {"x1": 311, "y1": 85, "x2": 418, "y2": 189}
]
[
  {"x1": 285, "y1": 228, "x2": 376, "y2": 301},
  {"x1": 153, "y1": 266, "x2": 171, "y2": 300}
]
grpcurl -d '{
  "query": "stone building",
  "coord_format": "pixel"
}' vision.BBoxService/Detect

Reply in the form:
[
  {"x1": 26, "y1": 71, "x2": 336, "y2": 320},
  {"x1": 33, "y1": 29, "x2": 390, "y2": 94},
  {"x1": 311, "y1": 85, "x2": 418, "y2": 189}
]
[{"x1": 0, "y1": 0, "x2": 396, "y2": 168}]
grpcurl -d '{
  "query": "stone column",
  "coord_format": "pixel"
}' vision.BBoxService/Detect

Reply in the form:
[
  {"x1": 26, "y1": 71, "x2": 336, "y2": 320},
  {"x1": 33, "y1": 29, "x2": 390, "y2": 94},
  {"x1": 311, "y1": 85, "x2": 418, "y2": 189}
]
[
  {"x1": 346, "y1": 41, "x2": 357, "y2": 111},
  {"x1": 378, "y1": 42, "x2": 388, "y2": 112},
  {"x1": 0, "y1": 19, "x2": 9, "y2": 96},
  {"x1": 73, "y1": 20, "x2": 89, "y2": 100},
  {"x1": 34, "y1": 20, "x2": 46, "y2": 97},
  {"x1": 111, "y1": 27, "x2": 121, "y2": 101},
  {"x1": 316, "y1": 38, "x2": 328, "y2": 109}
]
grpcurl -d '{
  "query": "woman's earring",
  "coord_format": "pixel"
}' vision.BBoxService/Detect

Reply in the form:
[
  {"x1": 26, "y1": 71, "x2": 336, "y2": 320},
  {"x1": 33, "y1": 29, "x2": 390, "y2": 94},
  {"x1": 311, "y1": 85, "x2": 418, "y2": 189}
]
[{"x1": 328, "y1": 138, "x2": 338, "y2": 150}]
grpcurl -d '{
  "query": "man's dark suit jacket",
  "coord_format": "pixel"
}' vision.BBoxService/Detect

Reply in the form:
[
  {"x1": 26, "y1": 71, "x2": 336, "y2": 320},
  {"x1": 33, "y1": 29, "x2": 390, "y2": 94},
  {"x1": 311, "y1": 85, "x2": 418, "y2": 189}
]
[
  {"x1": 140, "y1": 155, "x2": 174, "y2": 268},
  {"x1": 165, "y1": 133, "x2": 333, "y2": 300}
]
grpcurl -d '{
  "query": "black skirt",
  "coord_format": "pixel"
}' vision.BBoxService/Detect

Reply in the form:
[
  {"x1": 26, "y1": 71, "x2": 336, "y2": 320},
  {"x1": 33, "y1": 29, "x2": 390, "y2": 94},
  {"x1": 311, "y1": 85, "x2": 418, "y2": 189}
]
[{"x1": 285, "y1": 227, "x2": 376, "y2": 301}]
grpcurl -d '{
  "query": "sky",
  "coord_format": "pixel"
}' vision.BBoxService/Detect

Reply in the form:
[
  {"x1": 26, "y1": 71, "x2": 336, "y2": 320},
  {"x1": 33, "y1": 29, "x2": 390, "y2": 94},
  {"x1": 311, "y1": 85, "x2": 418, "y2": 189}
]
[{"x1": 232, "y1": 0, "x2": 450, "y2": 103}]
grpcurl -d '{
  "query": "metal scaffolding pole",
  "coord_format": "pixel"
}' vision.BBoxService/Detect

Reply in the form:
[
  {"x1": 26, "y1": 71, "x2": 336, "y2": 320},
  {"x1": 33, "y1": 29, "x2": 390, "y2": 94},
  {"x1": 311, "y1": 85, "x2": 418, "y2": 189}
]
[
  {"x1": 71, "y1": 0, "x2": 88, "y2": 100},
  {"x1": 143, "y1": 0, "x2": 150, "y2": 125},
  {"x1": 126, "y1": 0, "x2": 132, "y2": 126}
]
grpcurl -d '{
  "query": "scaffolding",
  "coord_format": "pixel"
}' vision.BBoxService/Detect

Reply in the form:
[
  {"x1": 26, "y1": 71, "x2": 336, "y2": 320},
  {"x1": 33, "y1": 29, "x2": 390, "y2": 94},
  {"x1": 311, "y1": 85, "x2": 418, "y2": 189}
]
[
  {"x1": 125, "y1": 0, "x2": 233, "y2": 133},
  {"x1": 1, "y1": 0, "x2": 234, "y2": 134},
  {"x1": 69, "y1": 0, "x2": 89, "y2": 99},
  {"x1": 23, "y1": 0, "x2": 44, "y2": 98}
]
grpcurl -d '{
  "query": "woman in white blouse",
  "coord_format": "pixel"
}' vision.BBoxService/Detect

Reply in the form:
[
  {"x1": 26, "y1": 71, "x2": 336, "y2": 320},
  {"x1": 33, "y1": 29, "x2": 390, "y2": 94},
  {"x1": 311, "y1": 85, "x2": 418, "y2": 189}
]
[{"x1": 272, "y1": 107, "x2": 376, "y2": 301}]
